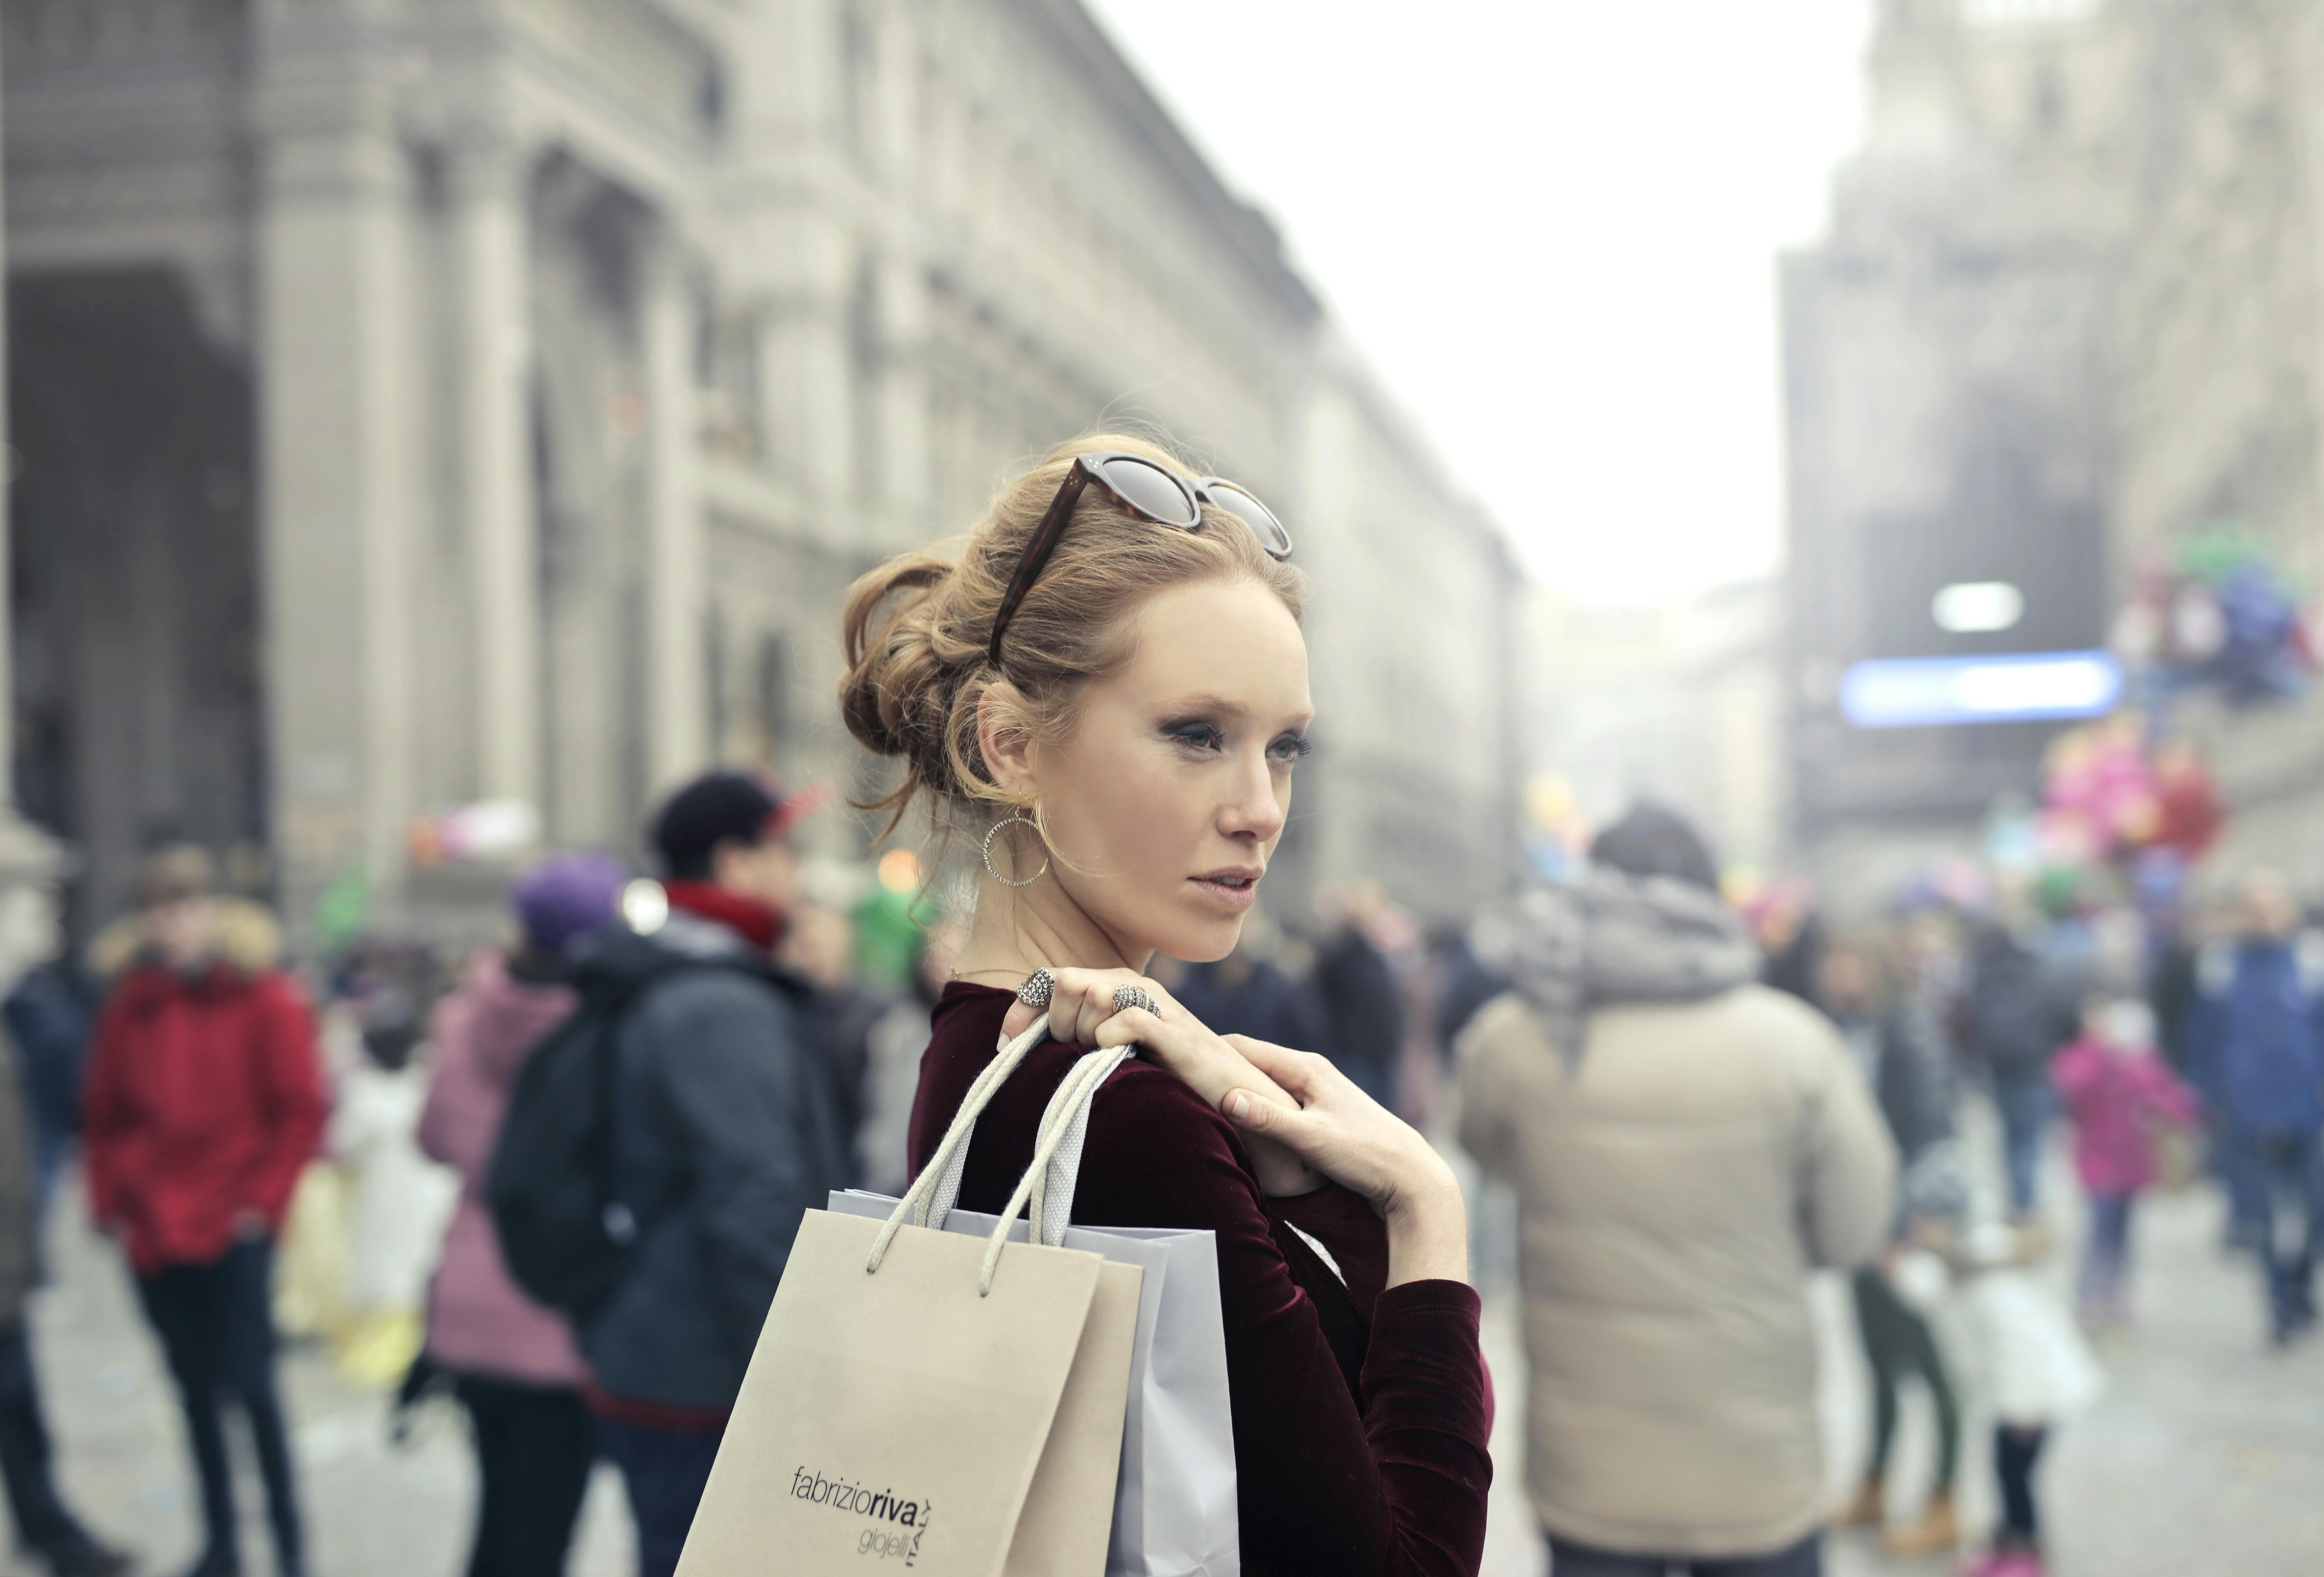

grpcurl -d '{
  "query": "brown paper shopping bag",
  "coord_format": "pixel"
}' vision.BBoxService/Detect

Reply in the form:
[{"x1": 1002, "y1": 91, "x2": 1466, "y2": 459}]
[{"x1": 675, "y1": 1016, "x2": 1143, "y2": 1577}]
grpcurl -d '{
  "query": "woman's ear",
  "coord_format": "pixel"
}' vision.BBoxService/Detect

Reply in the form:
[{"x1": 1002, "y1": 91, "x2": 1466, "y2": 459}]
[{"x1": 976, "y1": 681, "x2": 1040, "y2": 801}]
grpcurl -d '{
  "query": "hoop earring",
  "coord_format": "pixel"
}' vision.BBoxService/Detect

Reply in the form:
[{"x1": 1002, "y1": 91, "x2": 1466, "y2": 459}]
[{"x1": 981, "y1": 812, "x2": 1050, "y2": 889}]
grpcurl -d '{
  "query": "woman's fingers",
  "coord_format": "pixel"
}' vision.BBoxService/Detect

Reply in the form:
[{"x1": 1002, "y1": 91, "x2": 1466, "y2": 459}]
[
  {"x1": 1221, "y1": 1035, "x2": 1334, "y2": 1105},
  {"x1": 993, "y1": 966, "x2": 1162, "y2": 1049},
  {"x1": 1222, "y1": 1085, "x2": 1323, "y2": 1143},
  {"x1": 997, "y1": 997, "x2": 1042, "y2": 1045}
]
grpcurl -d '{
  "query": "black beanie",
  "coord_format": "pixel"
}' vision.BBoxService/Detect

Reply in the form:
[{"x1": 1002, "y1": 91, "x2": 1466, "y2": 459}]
[
  {"x1": 651, "y1": 771, "x2": 785, "y2": 881},
  {"x1": 1591, "y1": 801, "x2": 1721, "y2": 893}
]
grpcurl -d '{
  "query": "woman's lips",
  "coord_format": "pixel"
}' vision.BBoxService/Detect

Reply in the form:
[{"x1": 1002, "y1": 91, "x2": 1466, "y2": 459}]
[{"x1": 1189, "y1": 873, "x2": 1260, "y2": 912}]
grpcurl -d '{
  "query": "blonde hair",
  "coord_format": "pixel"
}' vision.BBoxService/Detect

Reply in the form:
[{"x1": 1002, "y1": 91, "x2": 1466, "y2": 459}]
[{"x1": 839, "y1": 433, "x2": 1303, "y2": 837}]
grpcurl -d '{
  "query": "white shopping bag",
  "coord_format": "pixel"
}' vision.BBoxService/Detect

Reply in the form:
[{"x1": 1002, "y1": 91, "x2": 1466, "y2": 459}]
[
  {"x1": 830, "y1": 1018, "x2": 1241, "y2": 1577},
  {"x1": 674, "y1": 1023, "x2": 1146, "y2": 1577}
]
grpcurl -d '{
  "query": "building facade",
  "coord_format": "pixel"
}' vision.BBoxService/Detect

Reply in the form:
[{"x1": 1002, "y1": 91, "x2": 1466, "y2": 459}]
[
  {"x1": 1787, "y1": 0, "x2": 2324, "y2": 896},
  {"x1": 1782, "y1": 0, "x2": 2132, "y2": 897},
  {"x1": 2, "y1": 0, "x2": 1524, "y2": 938}
]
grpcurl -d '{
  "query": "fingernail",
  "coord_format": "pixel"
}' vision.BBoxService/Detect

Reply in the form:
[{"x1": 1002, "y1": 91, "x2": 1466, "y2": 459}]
[
  {"x1": 1226, "y1": 1092, "x2": 1248, "y2": 1121},
  {"x1": 996, "y1": 1032, "x2": 1009, "y2": 1052}
]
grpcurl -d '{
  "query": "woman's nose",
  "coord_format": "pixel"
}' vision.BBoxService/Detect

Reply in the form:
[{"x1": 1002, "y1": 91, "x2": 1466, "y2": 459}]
[{"x1": 1220, "y1": 751, "x2": 1286, "y2": 842}]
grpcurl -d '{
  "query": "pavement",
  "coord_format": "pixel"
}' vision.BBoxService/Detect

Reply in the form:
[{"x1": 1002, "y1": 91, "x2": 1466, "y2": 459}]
[
  {"x1": 13, "y1": 1194, "x2": 633, "y2": 1577},
  {"x1": 1469, "y1": 1109, "x2": 2324, "y2": 1577},
  {"x1": 8, "y1": 1111, "x2": 2320, "y2": 1577}
]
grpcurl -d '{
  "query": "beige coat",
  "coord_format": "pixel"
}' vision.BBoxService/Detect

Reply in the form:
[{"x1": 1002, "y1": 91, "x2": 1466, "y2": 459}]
[{"x1": 1458, "y1": 984, "x2": 1896, "y2": 1559}]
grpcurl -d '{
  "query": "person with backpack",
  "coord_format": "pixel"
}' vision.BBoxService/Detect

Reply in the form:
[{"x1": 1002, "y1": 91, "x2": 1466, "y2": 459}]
[
  {"x1": 496, "y1": 773, "x2": 845, "y2": 1577},
  {"x1": 422, "y1": 854, "x2": 626, "y2": 1577}
]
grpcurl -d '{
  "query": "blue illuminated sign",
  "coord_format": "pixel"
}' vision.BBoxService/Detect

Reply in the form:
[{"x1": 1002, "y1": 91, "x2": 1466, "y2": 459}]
[{"x1": 1840, "y1": 651, "x2": 2123, "y2": 729}]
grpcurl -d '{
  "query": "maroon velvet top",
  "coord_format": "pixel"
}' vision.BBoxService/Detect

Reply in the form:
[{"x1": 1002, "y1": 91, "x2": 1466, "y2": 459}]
[{"x1": 907, "y1": 984, "x2": 1491, "y2": 1577}]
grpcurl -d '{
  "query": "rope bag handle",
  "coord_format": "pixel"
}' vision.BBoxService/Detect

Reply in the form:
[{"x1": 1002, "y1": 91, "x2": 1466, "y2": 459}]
[{"x1": 865, "y1": 1014, "x2": 1135, "y2": 1294}]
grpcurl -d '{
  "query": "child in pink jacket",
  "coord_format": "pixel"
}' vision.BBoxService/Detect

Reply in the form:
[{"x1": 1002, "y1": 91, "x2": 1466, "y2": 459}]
[{"x1": 2051, "y1": 998, "x2": 2197, "y2": 1328}]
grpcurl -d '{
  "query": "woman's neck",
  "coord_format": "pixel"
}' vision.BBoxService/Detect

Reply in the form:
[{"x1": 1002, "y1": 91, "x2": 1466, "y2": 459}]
[{"x1": 953, "y1": 872, "x2": 1151, "y2": 983}]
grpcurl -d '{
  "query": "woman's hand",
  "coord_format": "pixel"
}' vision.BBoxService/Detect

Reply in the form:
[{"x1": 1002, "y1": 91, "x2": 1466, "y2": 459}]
[
  {"x1": 1218, "y1": 1036, "x2": 1470, "y2": 1288},
  {"x1": 996, "y1": 967, "x2": 1322, "y2": 1197}
]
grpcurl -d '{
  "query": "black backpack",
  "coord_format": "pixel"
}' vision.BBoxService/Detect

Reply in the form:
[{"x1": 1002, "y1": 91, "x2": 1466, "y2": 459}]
[{"x1": 485, "y1": 929, "x2": 758, "y2": 1321}]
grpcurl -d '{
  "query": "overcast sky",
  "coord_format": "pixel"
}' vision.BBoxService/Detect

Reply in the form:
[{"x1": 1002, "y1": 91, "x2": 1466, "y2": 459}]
[{"x1": 1084, "y1": 1, "x2": 1873, "y2": 603}]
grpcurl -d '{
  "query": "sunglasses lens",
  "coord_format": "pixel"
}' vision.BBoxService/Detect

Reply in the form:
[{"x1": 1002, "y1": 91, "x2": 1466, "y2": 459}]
[
  {"x1": 1096, "y1": 457, "x2": 1200, "y2": 527},
  {"x1": 1201, "y1": 483, "x2": 1294, "y2": 558}
]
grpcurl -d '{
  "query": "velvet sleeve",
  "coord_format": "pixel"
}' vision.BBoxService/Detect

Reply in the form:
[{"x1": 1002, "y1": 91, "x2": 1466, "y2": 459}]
[{"x1": 1079, "y1": 1067, "x2": 1490, "y2": 1577}]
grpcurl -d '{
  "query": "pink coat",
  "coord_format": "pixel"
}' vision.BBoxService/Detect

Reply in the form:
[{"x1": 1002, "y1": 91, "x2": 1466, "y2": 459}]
[
  {"x1": 418, "y1": 951, "x2": 588, "y2": 1388},
  {"x1": 2051, "y1": 1036, "x2": 2198, "y2": 1196}
]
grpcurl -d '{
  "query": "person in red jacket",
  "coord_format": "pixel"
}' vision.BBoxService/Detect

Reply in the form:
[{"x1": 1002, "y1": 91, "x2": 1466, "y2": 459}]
[{"x1": 83, "y1": 848, "x2": 326, "y2": 1577}]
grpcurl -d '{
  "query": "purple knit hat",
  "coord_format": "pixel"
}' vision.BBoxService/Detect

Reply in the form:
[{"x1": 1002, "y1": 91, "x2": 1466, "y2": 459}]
[{"x1": 512, "y1": 853, "x2": 628, "y2": 956}]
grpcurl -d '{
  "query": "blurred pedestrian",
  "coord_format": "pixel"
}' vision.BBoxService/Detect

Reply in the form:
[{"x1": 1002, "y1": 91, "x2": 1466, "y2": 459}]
[
  {"x1": 1459, "y1": 803, "x2": 1897, "y2": 1577},
  {"x1": 1964, "y1": 907, "x2": 2079, "y2": 1216},
  {"x1": 83, "y1": 846, "x2": 325, "y2": 1577},
  {"x1": 1311, "y1": 881, "x2": 1403, "y2": 1105},
  {"x1": 0, "y1": 886, "x2": 93, "y2": 1229},
  {"x1": 1818, "y1": 931, "x2": 1965, "y2": 1558},
  {"x1": 327, "y1": 978, "x2": 458, "y2": 1388},
  {"x1": 577, "y1": 774, "x2": 847, "y2": 1577},
  {"x1": 0, "y1": 889, "x2": 130, "y2": 1577},
  {"x1": 2051, "y1": 997, "x2": 2197, "y2": 1329},
  {"x1": 780, "y1": 903, "x2": 892, "y2": 1187},
  {"x1": 2185, "y1": 869, "x2": 2324, "y2": 1346},
  {"x1": 420, "y1": 853, "x2": 626, "y2": 1577},
  {"x1": 1426, "y1": 919, "x2": 1504, "y2": 1053},
  {"x1": 1941, "y1": 1219, "x2": 2104, "y2": 1577},
  {"x1": 1175, "y1": 911, "x2": 1327, "y2": 1051},
  {"x1": 857, "y1": 919, "x2": 964, "y2": 1197}
]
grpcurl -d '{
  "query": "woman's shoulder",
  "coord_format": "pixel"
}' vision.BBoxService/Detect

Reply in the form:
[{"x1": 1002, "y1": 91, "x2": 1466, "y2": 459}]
[{"x1": 926, "y1": 983, "x2": 1250, "y2": 1187}]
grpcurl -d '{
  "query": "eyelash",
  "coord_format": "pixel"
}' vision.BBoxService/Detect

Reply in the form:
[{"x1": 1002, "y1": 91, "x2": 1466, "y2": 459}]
[{"x1": 1163, "y1": 723, "x2": 1311, "y2": 762}]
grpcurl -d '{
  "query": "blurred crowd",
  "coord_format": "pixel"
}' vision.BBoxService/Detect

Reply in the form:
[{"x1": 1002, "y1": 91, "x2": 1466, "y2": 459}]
[
  {"x1": 0, "y1": 768, "x2": 1507, "y2": 1577},
  {"x1": 0, "y1": 776, "x2": 2314, "y2": 1577}
]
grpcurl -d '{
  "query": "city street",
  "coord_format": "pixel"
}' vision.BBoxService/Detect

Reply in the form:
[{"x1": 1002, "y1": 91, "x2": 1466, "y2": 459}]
[
  {"x1": 11, "y1": 1196, "x2": 632, "y2": 1577},
  {"x1": 1472, "y1": 1113, "x2": 2324, "y2": 1577},
  {"x1": 5, "y1": 1116, "x2": 2317, "y2": 1577}
]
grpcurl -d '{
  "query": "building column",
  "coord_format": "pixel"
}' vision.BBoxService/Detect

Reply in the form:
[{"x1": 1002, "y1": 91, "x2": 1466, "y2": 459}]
[
  {"x1": 643, "y1": 238, "x2": 708, "y2": 789},
  {"x1": 254, "y1": 24, "x2": 421, "y2": 936},
  {"x1": 449, "y1": 133, "x2": 542, "y2": 809},
  {"x1": 0, "y1": 39, "x2": 60, "y2": 883}
]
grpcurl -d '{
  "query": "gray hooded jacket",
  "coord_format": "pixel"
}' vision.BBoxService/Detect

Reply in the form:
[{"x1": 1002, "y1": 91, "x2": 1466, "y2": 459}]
[{"x1": 1458, "y1": 870, "x2": 1896, "y2": 1559}]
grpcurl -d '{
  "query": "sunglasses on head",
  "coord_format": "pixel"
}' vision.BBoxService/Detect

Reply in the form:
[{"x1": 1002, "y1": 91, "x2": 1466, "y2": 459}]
[{"x1": 986, "y1": 452, "x2": 1294, "y2": 666}]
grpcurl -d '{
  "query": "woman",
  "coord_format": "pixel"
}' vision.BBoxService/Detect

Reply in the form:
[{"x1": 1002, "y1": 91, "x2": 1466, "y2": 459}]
[
  {"x1": 839, "y1": 434, "x2": 1491, "y2": 1576},
  {"x1": 418, "y1": 854, "x2": 626, "y2": 1577}
]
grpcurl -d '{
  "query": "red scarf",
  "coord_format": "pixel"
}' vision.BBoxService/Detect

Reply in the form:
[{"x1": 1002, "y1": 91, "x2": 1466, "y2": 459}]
[{"x1": 661, "y1": 881, "x2": 785, "y2": 954}]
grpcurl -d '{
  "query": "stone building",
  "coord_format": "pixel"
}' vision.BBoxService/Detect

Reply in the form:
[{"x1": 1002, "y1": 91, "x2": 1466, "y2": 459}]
[
  {"x1": 2105, "y1": 0, "x2": 2324, "y2": 879},
  {"x1": 1781, "y1": 0, "x2": 2132, "y2": 897},
  {"x1": 1787, "y1": 0, "x2": 2324, "y2": 894},
  {"x1": 1, "y1": 0, "x2": 1524, "y2": 940}
]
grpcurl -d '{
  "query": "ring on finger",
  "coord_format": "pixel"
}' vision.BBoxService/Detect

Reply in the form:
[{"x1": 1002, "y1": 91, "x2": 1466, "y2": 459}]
[
  {"x1": 1017, "y1": 968, "x2": 1055, "y2": 1009},
  {"x1": 1112, "y1": 984, "x2": 1157, "y2": 1016}
]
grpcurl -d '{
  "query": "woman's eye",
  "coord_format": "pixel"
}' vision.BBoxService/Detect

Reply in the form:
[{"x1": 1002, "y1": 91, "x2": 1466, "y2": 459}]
[
  {"x1": 1268, "y1": 734, "x2": 1312, "y2": 763},
  {"x1": 1165, "y1": 723, "x2": 1225, "y2": 752}
]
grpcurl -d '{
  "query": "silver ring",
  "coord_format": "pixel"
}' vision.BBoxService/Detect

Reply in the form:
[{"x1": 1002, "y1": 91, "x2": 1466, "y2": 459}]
[
  {"x1": 1017, "y1": 969, "x2": 1055, "y2": 1009},
  {"x1": 1112, "y1": 985, "x2": 1156, "y2": 1016}
]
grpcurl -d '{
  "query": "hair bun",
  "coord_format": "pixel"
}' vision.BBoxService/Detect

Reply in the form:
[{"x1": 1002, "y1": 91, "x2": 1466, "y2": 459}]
[{"x1": 839, "y1": 553, "x2": 965, "y2": 790}]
